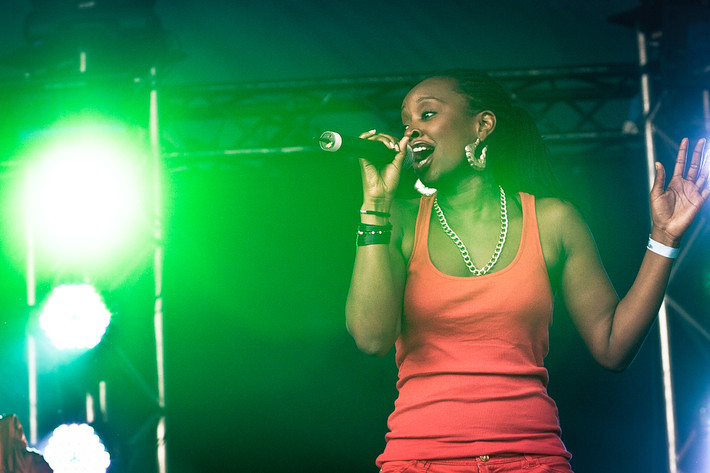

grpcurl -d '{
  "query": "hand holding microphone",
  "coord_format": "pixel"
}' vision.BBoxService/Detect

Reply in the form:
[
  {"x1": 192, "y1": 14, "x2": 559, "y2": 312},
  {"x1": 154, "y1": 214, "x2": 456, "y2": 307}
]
[
  {"x1": 318, "y1": 130, "x2": 412, "y2": 167},
  {"x1": 318, "y1": 130, "x2": 412, "y2": 205}
]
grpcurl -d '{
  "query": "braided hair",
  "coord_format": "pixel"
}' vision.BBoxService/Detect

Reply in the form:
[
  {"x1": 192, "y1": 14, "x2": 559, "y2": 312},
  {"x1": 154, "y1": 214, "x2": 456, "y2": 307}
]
[{"x1": 440, "y1": 69, "x2": 563, "y2": 198}]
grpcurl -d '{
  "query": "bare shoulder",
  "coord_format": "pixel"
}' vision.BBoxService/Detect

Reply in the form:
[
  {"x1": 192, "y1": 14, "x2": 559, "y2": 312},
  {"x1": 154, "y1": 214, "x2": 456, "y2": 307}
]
[
  {"x1": 534, "y1": 197, "x2": 591, "y2": 288},
  {"x1": 535, "y1": 197, "x2": 588, "y2": 237}
]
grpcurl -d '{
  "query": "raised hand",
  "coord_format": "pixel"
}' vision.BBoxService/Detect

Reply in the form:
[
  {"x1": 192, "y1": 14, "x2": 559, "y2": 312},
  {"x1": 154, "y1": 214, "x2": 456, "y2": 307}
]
[{"x1": 650, "y1": 138, "x2": 710, "y2": 245}]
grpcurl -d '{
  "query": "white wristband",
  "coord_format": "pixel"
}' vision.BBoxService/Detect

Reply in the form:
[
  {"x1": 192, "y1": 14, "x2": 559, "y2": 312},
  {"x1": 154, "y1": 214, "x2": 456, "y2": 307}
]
[{"x1": 647, "y1": 236, "x2": 680, "y2": 259}]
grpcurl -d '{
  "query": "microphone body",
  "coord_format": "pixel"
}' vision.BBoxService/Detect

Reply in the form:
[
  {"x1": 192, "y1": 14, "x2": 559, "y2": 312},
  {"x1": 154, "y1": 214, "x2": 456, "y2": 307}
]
[{"x1": 318, "y1": 131, "x2": 396, "y2": 166}]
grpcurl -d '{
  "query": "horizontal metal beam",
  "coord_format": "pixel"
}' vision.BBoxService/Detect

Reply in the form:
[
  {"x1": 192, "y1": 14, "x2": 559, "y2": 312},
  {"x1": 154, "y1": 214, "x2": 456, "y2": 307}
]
[{"x1": 0, "y1": 63, "x2": 642, "y2": 163}]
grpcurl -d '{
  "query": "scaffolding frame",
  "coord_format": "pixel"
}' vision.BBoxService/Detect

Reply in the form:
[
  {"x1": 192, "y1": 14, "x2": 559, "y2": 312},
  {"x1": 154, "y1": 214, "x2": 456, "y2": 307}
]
[
  {"x1": 622, "y1": 2, "x2": 710, "y2": 470},
  {"x1": 15, "y1": 66, "x2": 167, "y2": 473},
  {"x1": 152, "y1": 63, "x2": 639, "y2": 164},
  {"x1": 5, "y1": 56, "x2": 707, "y2": 472}
]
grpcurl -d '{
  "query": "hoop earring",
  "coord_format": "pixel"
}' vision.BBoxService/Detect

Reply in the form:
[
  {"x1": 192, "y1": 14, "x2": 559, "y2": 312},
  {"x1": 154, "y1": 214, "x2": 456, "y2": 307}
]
[{"x1": 464, "y1": 138, "x2": 487, "y2": 171}]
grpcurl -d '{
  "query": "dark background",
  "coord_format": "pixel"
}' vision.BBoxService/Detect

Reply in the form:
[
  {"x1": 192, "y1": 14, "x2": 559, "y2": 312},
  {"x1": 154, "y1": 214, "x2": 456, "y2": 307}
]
[{"x1": 1, "y1": 1, "x2": 709, "y2": 473}]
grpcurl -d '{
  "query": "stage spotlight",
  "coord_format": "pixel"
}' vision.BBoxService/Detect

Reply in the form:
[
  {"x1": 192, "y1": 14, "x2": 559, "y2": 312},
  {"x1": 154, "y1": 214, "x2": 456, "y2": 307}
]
[
  {"x1": 39, "y1": 283, "x2": 111, "y2": 350},
  {"x1": 24, "y1": 120, "x2": 149, "y2": 268},
  {"x1": 43, "y1": 423, "x2": 110, "y2": 473}
]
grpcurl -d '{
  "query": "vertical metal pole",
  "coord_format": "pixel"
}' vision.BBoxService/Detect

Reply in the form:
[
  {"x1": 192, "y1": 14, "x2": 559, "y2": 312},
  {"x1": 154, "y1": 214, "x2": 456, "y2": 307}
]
[
  {"x1": 703, "y1": 90, "x2": 710, "y2": 134},
  {"x1": 638, "y1": 29, "x2": 657, "y2": 186},
  {"x1": 149, "y1": 66, "x2": 167, "y2": 473},
  {"x1": 637, "y1": 27, "x2": 678, "y2": 473},
  {"x1": 79, "y1": 51, "x2": 87, "y2": 74},
  {"x1": 27, "y1": 337, "x2": 37, "y2": 446},
  {"x1": 25, "y1": 174, "x2": 38, "y2": 446},
  {"x1": 86, "y1": 392, "x2": 95, "y2": 424},
  {"x1": 99, "y1": 380, "x2": 108, "y2": 423}
]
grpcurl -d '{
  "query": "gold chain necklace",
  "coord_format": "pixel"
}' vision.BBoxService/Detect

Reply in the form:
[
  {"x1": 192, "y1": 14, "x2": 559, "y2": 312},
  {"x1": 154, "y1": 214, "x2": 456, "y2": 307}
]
[{"x1": 432, "y1": 186, "x2": 508, "y2": 276}]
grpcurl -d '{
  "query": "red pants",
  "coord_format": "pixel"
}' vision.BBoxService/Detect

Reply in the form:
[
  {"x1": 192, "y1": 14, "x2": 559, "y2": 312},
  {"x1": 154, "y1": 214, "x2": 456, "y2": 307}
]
[{"x1": 380, "y1": 455, "x2": 573, "y2": 473}]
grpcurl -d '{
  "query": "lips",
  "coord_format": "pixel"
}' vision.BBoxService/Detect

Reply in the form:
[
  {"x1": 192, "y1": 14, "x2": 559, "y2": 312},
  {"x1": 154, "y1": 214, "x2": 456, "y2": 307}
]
[
  {"x1": 410, "y1": 142, "x2": 435, "y2": 171},
  {"x1": 410, "y1": 142, "x2": 434, "y2": 160}
]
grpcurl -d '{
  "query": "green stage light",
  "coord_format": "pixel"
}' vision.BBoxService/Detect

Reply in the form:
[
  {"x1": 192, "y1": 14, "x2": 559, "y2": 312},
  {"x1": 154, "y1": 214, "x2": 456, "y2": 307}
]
[
  {"x1": 39, "y1": 283, "x2": 111, "y2": 350},
  {"x1": 25, "y1": 121, "x2": 149, "y2": 266},
  {"x1": 43, "y1": 423, "x2": 111, "y2": 473}
]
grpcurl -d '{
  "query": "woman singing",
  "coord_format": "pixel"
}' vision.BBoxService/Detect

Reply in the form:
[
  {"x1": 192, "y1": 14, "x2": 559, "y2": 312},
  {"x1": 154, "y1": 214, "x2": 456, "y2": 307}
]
[{"x1": 345, "y1": 69, "x2": 709, "y2": 473}]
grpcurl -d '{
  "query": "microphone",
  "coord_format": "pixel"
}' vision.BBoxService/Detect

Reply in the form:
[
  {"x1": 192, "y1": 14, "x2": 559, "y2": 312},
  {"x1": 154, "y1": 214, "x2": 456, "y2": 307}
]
[{"x1": 317, "y1": 131, "x2": 397, "y2": 166}]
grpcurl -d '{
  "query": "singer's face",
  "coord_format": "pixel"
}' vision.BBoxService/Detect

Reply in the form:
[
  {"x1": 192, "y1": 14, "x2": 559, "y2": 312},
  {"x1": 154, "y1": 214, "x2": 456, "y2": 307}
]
[{"x1": 401, "y1": 77, "x2": 478, "y2": 186}]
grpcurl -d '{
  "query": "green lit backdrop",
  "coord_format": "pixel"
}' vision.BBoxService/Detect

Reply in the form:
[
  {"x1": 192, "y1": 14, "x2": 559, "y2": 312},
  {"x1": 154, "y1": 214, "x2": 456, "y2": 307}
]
[{"x1": 0, "y1": 2, "x2": 709, "y2": 473}]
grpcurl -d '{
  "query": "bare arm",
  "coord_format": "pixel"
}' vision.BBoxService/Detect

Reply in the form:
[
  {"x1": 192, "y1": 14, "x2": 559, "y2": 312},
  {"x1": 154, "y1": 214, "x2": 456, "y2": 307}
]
[
  {"x1": 345, "y1": 132, "x2": 411, "y2": 356},
  {"x1": 559, "y1": 138, "x2": 709, "y2": 371},
  {"x1": 346, "y1": 221, "x2": 406, "y2": 356}
]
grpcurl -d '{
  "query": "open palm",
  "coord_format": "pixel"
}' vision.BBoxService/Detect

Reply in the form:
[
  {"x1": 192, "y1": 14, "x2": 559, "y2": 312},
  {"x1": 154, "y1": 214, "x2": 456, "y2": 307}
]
[{"x1": 650, "y1": 138, "x2": 710, "y2": 242}]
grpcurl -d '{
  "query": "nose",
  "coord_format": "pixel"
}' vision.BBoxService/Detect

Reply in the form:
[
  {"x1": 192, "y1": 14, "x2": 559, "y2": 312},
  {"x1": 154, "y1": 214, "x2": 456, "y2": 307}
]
[{"x1": 406, "y1": 128, "x2": 421, "y2": 139}]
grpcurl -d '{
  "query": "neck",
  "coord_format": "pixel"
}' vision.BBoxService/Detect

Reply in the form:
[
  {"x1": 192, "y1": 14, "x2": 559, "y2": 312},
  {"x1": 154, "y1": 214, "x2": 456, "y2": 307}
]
[{"x1": 435, "y1": 172, "x2": 500, "y2": 217}]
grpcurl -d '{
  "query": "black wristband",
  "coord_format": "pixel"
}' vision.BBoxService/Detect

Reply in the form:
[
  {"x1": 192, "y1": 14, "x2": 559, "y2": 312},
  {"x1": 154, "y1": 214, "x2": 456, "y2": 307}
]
[
  {"x1": 360, "y1": 209, "x2": 391, "y2": 218},
  {"x1": 356, "y1": 231, "x2": 391, "y2": 246},
  {"x1": 356, "y1": 223, "x2": 392, "y2": 246},
  {"x1": 357, "y1": 222, "x2": 392, "y2": 232}
]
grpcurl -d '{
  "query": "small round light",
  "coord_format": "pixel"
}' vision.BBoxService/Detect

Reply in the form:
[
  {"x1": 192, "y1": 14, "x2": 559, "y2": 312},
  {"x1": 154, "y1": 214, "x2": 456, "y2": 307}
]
[
  {"x1": 43, "y1": 423, "x2": 111, "y2": 473},
  {"x1": 39, "y1": 284, "x2": 111, "y2": 350}
]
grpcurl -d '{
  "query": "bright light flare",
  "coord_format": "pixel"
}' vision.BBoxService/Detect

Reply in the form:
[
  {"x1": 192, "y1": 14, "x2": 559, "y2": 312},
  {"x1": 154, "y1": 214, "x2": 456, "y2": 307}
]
[
  {"x1": 43, "y1": 423, "x2": 110, "y2": 473},
  {"x1": 39, "y1": 283, "x2": 111, "y2": 350},
  {"x1": 25, "y1": 124, "x2": 148, "y2": 264}
]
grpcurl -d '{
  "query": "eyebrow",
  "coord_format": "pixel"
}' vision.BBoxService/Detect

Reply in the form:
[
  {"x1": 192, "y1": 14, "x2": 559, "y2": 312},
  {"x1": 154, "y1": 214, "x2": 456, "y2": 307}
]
[
  {"x1": 417, "y1": 96, "x2": 444, "y2": 103},
  {"x1": 401, "y1": 96, "x2": 445, "y2": 110}
]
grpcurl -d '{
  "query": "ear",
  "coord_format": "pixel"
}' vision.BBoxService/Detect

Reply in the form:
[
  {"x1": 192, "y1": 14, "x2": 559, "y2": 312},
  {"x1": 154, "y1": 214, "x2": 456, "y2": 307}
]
[{"x1": 474, "y1": 111, "x2": 496, "y2": 141}]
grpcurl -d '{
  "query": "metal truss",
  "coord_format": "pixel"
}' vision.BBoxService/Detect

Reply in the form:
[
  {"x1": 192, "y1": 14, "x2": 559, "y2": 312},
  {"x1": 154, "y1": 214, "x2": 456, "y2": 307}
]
[
  {"x1": 156, "y1": 62, "x2": 641, "y2": 164},
  {"x1": 3, "y1": 56, "x2": 708, "y2": 473},
  {"x1": 0, "y1": 69, "x2": 166, "y2": 471},
  {"x1": 634, "y1": 15, "x2": 710, "y2": 472},
  {"x1": 0, "y1": 62, "x2": 641, "y2": 168}
]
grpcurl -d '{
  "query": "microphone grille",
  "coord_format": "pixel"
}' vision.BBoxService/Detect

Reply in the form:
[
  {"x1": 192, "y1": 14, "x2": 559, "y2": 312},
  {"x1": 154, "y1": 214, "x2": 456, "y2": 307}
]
[{"x1": 318, "y1": 131, "x2": 342, "y2": 152}]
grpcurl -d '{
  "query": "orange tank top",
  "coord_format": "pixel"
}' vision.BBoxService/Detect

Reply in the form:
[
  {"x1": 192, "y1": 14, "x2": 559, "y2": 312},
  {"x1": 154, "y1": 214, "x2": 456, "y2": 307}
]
[{"x1": 377, "y1": 192, "x2": 570, "y2": 465}]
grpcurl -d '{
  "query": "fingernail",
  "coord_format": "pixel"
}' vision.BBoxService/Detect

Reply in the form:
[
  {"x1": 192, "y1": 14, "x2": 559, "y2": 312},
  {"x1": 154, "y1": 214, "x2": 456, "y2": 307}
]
[{"x1": 368, "y1": 129, "x2": 377, "y2": 134}]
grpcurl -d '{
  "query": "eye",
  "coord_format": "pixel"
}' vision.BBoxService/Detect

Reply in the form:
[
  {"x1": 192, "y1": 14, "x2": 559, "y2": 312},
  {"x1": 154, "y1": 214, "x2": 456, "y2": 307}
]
[{"x1": 421, "y1": 111, "x2": 436, "y2": 120}]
